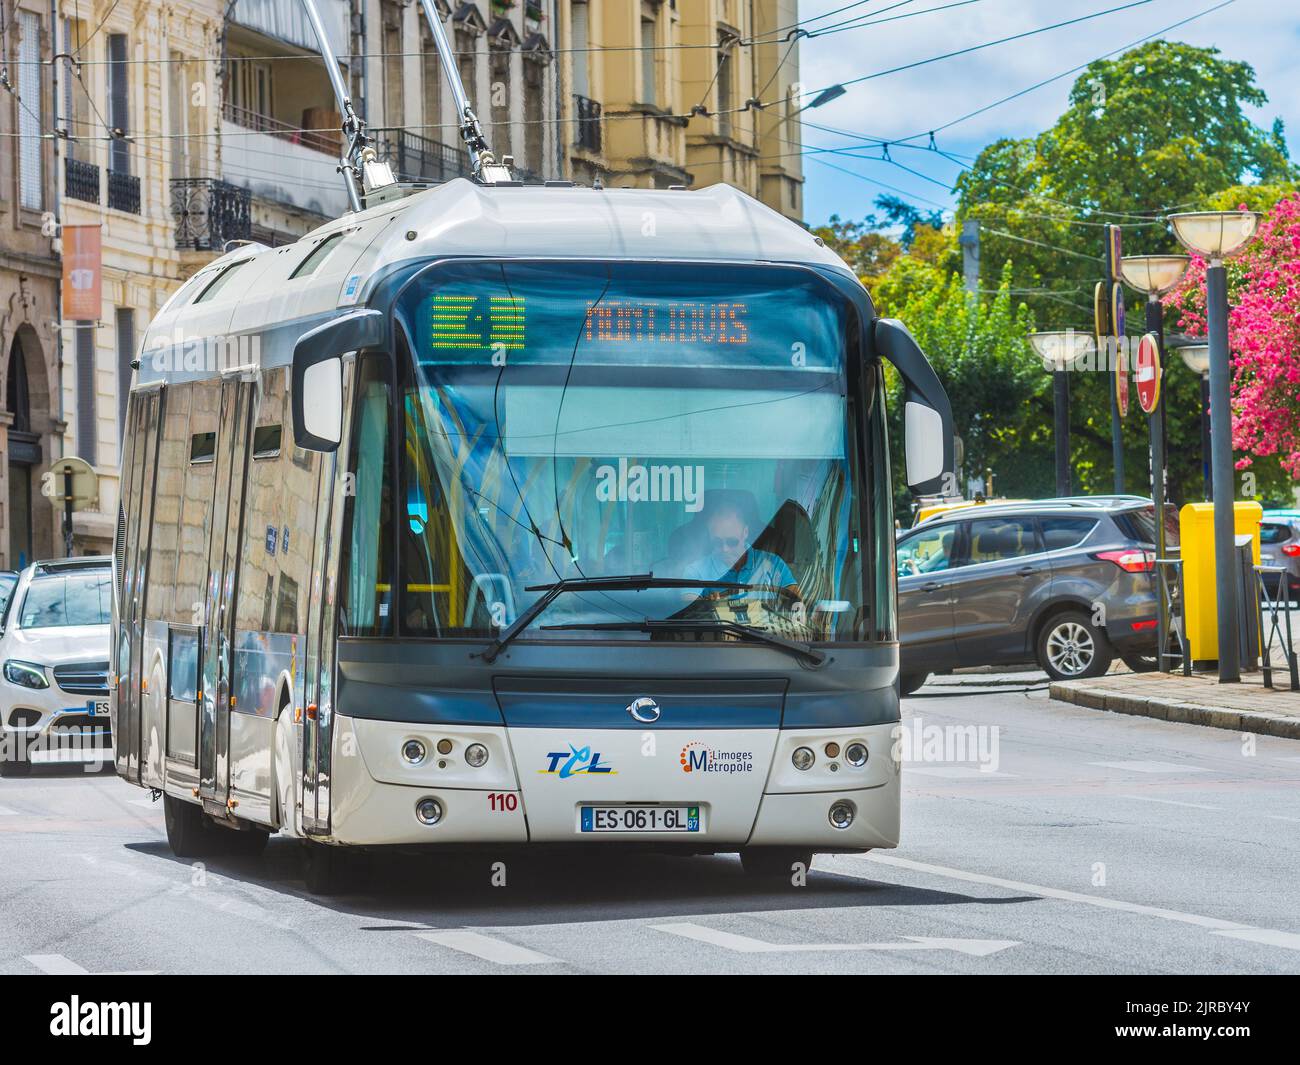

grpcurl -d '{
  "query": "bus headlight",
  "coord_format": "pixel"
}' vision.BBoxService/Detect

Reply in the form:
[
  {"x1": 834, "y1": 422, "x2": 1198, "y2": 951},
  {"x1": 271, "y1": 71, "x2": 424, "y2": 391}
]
[
  {"x1": 465, "y1": 743, "x2": 489, "y2": 768},
  {"x1": 829, "y1": 801, "x2": 855, "y2": 829},
  {"x1": 792, "y1": 746, "x2": 815, "y2": 771},
  {"x1": 4, "y1": 660, "x2": 48, "y2": 689},
  {"x1": 844, "y1": 742, "x2": 868, "y2": 767},
  {"x1": 415, "y1": 797, "x2": 443, "y2": 826},
  {"x1": 402, "y1": 739, "x2": 426, "y2": 765}
]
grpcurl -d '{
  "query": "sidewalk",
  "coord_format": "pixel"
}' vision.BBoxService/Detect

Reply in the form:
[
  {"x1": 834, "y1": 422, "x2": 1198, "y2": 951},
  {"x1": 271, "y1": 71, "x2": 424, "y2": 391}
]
[{"x1": 1051, "y1": 670, "x2": 1300, "y2": 739}]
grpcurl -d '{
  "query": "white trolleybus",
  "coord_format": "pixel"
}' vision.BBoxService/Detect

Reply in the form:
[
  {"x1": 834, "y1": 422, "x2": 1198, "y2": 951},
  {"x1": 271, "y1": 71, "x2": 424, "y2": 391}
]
[{"x1": 110, "y1": 1, "x2": 953, "y2": 893}]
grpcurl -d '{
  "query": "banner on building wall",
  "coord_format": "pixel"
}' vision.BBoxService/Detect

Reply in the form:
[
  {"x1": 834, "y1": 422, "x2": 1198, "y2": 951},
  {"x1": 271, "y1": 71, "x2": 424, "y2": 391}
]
[{"x1": 62, "y1": 225, "x2": 102, "y2": 322}]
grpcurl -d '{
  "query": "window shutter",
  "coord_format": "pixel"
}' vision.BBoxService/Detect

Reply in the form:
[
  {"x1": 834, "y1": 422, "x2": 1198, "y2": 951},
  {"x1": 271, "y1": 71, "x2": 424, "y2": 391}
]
[
  {"x1": 17, "y1": 12, "x2": 44, "y2": 210},
  {"x1": 108, "y1": 34, "x2": 130, "y2": 174},
  {"x1": 116, "y1": 308, "x2": 135, "y2": 448},
  {"x1": 76, "y1": 323, "x2": 98, "y2": 465}
]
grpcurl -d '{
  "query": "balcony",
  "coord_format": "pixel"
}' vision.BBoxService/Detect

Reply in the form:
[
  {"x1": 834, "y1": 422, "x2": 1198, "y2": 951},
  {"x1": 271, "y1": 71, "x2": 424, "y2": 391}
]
[
  {"x1": 107, "y1": 170, "x2": 141, "y2": 214},
  {"x1": 65, "y1": 157, "x2": 100, "y2": 204},
  {"x1": 171, "y1": 178, "x2": 252, "y2": 252},
  {"x1": 220, "y1": 101, "x2": 349, "y2": 219},
  {"x1": 573, "y1": 94, "x2": 602, "y2": 153},
  {"x1": 374, "y1": 129, "x2": 472, "y2": 184}
]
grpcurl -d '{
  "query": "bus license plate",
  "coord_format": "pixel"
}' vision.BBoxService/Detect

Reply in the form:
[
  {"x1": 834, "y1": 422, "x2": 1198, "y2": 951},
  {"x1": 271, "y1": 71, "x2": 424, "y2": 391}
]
[
  {"x1": 88, "y1": 700, "x2": 110, "y2": 717},
  {"x1": 580, "y1": 806, "x2": 700, "y2": 833}
]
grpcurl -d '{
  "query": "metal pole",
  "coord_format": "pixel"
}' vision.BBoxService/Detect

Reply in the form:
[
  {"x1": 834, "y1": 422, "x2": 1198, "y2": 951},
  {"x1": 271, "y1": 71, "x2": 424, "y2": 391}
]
[
  {"x1": 1104, "y1": 227, "x2": 1125, "y2": 493},
  {"x1": 1053, "y1": 368, "x2": 1070, "y2": 497},
  {"x1": 1199, "y1": 374, "x2": 1212, "y2": 500},
  {"x1": 1146, "y1": 298, "x2": 1168, "y2": 661},
  {"x1": 299, "y1": 0, "x2": 364, "y2": 212},
  {"x1": 62, "y1": 466, "x2": 74, "y2": 558},
  {"x1": 1206, "y1": 261, "x2": 1240, "y2": 682}
]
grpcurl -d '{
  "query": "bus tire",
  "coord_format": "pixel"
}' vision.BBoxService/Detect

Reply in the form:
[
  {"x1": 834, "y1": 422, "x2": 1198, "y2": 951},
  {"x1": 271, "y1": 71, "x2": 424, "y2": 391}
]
[
  {"x1": 223, "y1": 826, "x2": 270, "y2": 857},
  {"x1": 739, "y1": 848, "x2": 814, "y2": 883},
  {"x1": 163, "y1": 793, "x2": 219, "y2": 858},
  {"x1": 302, "y1": 842, "x2": 346, "y2": 895},
  {"x1": 899, "y1": 671, "x2": 929, "y2": 696}
]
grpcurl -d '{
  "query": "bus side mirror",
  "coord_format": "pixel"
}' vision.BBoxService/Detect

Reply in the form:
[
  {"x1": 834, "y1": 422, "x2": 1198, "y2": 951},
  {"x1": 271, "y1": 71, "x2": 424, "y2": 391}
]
[
  {"x1": 873, "y1": 317, "x2": 955, "y2": 496},
  {"x1": 291, "y1": 310, "x2": 383, "y2": 452}
]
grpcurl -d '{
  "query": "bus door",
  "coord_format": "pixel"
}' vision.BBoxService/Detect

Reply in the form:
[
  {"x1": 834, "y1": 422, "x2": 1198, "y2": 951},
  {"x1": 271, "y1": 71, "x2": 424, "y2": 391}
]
[
  {"x1": 300, "y1": 358, "x2": 355, "y2": 835},
  {"x1": 115, "y1": 386, "x2": 164, "y2": 784},
  {"x1": 198, "y1": 371, "x2": 257, "y2": 808}
]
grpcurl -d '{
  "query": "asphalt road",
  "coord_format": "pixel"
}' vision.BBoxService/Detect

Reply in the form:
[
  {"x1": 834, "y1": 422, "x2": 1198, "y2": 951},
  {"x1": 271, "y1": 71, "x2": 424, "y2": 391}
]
[{"x1": 2, "y1": 676, "x2": 1298, "y2": 975}]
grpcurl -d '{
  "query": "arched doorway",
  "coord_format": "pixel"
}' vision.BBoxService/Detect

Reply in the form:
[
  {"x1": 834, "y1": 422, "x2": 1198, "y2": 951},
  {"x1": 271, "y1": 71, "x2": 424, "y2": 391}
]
[{"x1": 6, "y1": 332, "x2": 41, "y2": 568}]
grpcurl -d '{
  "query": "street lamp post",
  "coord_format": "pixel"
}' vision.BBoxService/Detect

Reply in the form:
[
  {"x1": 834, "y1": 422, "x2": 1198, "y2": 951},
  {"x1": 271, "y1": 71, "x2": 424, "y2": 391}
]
[
  {"x1": 1028, "y1": 331, "x2": 1096, "y2": 497},
  {"x1": 1169, "y1": 212, "x2": 1262, "y2": 683},
  {"x1": 1120, "y1": 254, "x2": 1190, "y2": 670}
]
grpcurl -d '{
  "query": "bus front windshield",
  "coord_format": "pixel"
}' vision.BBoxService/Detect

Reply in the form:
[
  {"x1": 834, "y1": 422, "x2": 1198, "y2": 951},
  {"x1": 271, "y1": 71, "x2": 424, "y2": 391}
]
[{"x1": 366, "y1": 259, "x2": 872, "y2": 643}]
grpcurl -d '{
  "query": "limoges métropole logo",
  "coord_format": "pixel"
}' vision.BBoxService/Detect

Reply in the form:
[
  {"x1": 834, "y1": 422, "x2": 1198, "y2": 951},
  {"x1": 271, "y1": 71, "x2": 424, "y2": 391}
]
[{"x1": 680, "y1": 741, "x2": 754, "y2": 774}]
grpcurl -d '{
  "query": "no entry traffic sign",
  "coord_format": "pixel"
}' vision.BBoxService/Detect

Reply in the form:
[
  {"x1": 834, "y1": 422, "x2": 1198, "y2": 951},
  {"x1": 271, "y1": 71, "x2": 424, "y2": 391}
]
[{"x1": 1136, "y1": 332, "x2": 1162, "y2": 414}]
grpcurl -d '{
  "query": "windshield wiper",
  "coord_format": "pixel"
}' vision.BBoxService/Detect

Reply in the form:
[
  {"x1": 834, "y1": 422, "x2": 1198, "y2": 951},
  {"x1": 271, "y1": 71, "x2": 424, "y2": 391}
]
[
  {"x1": 476, "y1": 573, "x2": 752, "y2": 664},
  {"x1": 539, "y1": 618, "x2": 828, "y2": 668}
]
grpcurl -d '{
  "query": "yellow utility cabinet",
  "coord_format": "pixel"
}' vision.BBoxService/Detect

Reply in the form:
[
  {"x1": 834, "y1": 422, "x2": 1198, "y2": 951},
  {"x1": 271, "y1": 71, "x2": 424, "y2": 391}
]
[{"x1": 1179, "y1": 501, "x2": 1262, "y2": 662}]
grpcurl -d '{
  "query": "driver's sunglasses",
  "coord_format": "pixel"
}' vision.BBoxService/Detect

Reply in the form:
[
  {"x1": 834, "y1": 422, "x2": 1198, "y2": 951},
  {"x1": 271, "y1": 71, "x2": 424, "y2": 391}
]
[{"x1": 711, "y1": 536, "x2": 744, "y2": 551}]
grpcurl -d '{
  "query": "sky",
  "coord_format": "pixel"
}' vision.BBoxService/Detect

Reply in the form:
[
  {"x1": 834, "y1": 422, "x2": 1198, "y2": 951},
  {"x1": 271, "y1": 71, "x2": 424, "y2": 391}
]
[{"x1": 794, "y1": 0, "x2": 1300, "y2": 226}]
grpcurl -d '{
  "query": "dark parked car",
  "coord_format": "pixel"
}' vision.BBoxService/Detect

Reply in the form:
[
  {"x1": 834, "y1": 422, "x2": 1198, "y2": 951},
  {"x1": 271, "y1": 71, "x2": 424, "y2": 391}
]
[
  {"x1": 1259, "y1": 511, "x2": 1300, "y2": 599},
  {"x1": 895, "y1": 498, "x2": 1171, "y2": 690}
]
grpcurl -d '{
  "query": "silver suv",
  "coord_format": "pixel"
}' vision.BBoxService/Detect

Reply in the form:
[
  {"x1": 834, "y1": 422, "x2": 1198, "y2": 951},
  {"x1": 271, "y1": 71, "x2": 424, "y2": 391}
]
[
  {"x1": 1259, "y1": 511, "x2": 1300, "y2": 599},
  {"x1": 895, "y1": 498, "x2": 1170, "y2": 691}
]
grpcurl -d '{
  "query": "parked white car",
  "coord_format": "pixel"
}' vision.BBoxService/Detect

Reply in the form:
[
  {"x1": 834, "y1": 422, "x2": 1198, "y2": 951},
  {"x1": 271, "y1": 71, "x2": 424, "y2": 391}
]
[{"x1": 0, "y1": 558, "x2": 113, "y2": 776}]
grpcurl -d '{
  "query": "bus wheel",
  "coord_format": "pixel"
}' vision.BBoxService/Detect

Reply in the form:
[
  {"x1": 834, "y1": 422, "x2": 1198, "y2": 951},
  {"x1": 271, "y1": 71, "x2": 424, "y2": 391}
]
[
  {"x1": 302, "y1": 842, "x2": 347, "y2": 895},
  {"x1": 0, "y1": 749, "x2": 31, "y2": 776},
  {"x1": 899, "y1": 672, "x2": 929, "y2": 696},
  {"x1": 223, "y1": 827, "x2": 270, "y2": 857},
  {"x1": 163, "y1": 794, "x2": 219, "y2": 858},
  {"x1": 739, "y1": 848, "x2": 813, "y2": 883}
]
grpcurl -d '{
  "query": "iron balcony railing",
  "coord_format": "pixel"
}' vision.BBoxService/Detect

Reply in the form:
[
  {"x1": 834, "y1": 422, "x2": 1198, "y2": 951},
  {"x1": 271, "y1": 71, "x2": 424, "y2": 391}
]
[
  {"x1": 171, "y1": 178, "x2": 252, "y2": 251},
  {"x1": 372, "y1": 129, "x2": 472, "y2": 184},
  {"x1": 222, "y1": 100, "x2": 340, "y2": 155},
  {"x1": 573, "y1": 94, "x2": 602, "y2": 153},
  {"x1": 65, "y1": 157, "x2": 100, "y2": 204},
  {"x1": 107, "y1": 169, "x2": 141, "y2": 214}
]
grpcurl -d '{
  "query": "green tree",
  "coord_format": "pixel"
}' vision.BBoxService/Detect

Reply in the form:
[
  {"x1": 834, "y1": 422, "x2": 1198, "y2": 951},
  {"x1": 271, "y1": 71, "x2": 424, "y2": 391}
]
[{"x1": 955, "y1": 40, "x2": 1297, "y2": 504}]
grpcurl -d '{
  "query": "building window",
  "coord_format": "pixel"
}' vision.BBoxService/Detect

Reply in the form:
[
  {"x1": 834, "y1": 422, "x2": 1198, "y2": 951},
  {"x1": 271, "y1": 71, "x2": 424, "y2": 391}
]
[
  {"x1": 108, "y1": 33, "x2": 130, "y2": 175},
  {"x1": 523, "y1": 57, "x2": 544, "y2": 175},
  {"x1": 421, "y1": 21, "x2": 442, "y2": 140},
  {"x1": 640, "y1": 14, "x2": 657, "y2": 106},
  {"x1": 456, "y1": 30, "x2": 477, "y2": 108},
  {"x1": 716, "y1": 33, "x2": 734, "y2": 137},
  {"x1": 490, "y1": 43, "x2": 511, "y2": 158},
  {"x1": 571, "y1": 1, "x2": 589, "y2": 99},
  {"x1": 17, "y1": 11, "x2": 44, "y2": 211},
  {"x1": 76, "y1": 324, "x2": 97, "y2": 466},
  {"x1": 116, "y1": 309, "x2": 135, "y2": 448},
  {"x1": 381, "y1": 0, "x2": 404, "y2": 128}
]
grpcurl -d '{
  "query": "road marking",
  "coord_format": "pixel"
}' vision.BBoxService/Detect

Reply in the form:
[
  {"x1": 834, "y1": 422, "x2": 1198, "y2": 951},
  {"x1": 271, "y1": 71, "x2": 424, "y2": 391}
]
[
  {"x1": 1212, "y1": 929, "x2": 1300, "y2": 950},
  {"x1": 0, "y1": 804, "x2": 18, "y2": 815},
  {"x1": 906, "y1": 767, "x2": 1014, "y2": 779},
  {"x1": 413, "y1": 930, "x2": 558, "y2": 966},
  {"x1": 24, "y1": 954, "x2": 157, "y2": 975},
  {"x1": 653, "y1": 923, "x2": 1018, "y2": 956},
  {"x1": 1119, "y1": 795, "x2": 1220, "y2": 810},
  {"x1": 1266, "y1": 814, "x2": 1300, "y2": 823},
  {"x1": 1090, "y1": 760, "x2": 1212, "y2": 774},
  {"x1": 853, "y1": 854, "x2": 1300, "y2": 950}
]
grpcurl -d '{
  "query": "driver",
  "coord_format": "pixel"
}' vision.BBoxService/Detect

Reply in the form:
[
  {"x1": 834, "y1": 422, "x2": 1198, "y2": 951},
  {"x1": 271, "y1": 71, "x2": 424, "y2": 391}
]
[{"x1": 683, "y1": 500, "x2": 799, "y2": 606}]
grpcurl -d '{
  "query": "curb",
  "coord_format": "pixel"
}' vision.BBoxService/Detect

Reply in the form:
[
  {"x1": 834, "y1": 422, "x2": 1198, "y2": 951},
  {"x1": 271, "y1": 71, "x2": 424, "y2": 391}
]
[{"x1": 1050, "y1": 682, "x2": 1300, "y2": 739}]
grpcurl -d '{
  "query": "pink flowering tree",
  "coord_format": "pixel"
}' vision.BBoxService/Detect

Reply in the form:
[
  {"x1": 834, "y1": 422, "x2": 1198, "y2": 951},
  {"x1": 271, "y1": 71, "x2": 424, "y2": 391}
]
[{"x1": 1170, "y1": 196, "x2": 1300, "y2": 482}]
